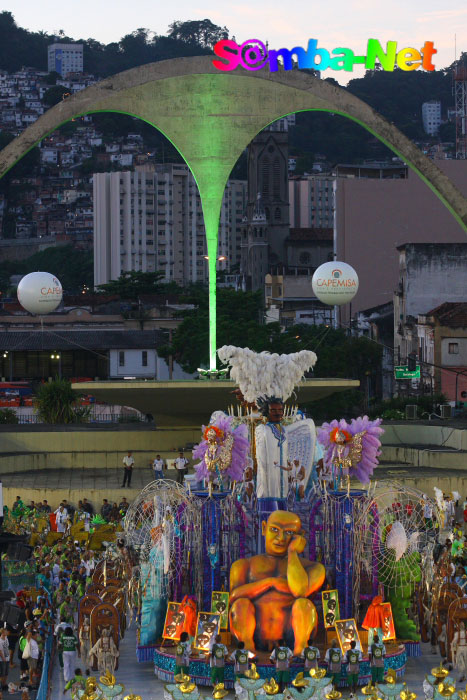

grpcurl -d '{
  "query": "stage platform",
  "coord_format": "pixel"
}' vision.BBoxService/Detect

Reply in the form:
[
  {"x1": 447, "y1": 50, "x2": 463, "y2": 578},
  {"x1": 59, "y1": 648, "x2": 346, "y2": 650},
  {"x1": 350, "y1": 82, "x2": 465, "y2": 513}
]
[{"x1": 151, "y1": 643, "x2": 408, "y2": 689}]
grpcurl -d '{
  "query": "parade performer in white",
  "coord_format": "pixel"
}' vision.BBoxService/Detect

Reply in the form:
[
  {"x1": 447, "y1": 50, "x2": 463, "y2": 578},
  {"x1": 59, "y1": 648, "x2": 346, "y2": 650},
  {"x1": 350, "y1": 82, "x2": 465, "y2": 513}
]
[{"x1": 452, "y1": 621, "x2": 467, "y2": 681}]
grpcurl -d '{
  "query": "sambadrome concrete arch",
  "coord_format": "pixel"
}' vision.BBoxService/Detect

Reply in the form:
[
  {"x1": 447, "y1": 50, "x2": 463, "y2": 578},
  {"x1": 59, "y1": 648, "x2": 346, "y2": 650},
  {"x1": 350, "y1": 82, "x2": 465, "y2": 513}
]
[{"x1": 1, "y1": 56, "x2": 466, "y2": 370}]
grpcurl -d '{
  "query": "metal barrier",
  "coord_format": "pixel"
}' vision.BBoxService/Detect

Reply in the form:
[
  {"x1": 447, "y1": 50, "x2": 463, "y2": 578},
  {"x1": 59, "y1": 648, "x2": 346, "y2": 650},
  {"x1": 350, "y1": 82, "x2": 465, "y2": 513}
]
[
  {"x1": 14, "y1": 412, "x2": 144, "y2": 424},
  {"x1": 36, "y1": 631, "x2": 54, "y2": 700},
  {"x1": 1, "y1": 560, "x2": 36, "y2": 592}
]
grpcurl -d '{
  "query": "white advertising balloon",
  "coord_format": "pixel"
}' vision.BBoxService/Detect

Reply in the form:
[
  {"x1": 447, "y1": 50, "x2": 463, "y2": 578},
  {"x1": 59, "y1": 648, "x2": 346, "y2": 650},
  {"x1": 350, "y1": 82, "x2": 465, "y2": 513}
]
[
  {"x1": 17, "y1": 271, "x2": 63, "y2": 315},
  {"x1": 312, "y1": 262, "x2": 359, "y2": 306}
]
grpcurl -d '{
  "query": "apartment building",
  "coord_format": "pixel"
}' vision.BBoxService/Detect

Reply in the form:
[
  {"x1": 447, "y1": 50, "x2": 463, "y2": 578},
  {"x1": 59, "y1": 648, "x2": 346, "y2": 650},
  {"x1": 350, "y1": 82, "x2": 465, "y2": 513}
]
[
  {"x1": 93, "y1": 164, "x2": 247, "y2": 287},
  {"x1": 422, "y1": 100, "x2": 442, "y2": 136},
  {"x1": 47, "y1": 43, "x2": 84, "y2": 77}
]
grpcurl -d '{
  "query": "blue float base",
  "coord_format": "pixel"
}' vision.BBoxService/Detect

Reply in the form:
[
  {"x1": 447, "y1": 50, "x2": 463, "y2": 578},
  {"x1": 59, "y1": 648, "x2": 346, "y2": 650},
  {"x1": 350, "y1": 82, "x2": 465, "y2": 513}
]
[
  {"x1": 153, "y1": 645, "x2": 407, "y2": 689},
  {"x1": 137, "y1": 644, "x2": 158, "y2": 662},
  {"x1": 404, "y1": 641, "x2": 421, "y2": 657}
]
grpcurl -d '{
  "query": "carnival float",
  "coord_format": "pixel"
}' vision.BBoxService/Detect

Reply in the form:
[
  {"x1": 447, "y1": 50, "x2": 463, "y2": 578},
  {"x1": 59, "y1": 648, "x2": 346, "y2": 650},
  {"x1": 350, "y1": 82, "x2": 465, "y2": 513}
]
[{"x1": 102, "y1": 345, "x2": 446, "y2": 699}]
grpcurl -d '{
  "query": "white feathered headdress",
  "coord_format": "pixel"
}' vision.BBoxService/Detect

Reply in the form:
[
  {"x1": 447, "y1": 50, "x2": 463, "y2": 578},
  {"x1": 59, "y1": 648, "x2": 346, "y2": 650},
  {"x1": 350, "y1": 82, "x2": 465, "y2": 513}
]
[{"x1": 217, "y1": 345, "x2": 317, "y2": 404}]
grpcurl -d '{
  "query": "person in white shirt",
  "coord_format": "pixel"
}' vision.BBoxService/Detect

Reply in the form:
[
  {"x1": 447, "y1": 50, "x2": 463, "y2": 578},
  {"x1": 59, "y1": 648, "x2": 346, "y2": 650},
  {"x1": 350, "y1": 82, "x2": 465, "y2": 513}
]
[
  {"x1": 26, "y1": 631, "x2": 39, "y2": 687},
  {"x1": 174, "y1": 452, "x2": 189, "y2": 485},
  {"x1": 52, "y1": 559, "x2": 61, "y2": 586},
  {"x1": 151, "y1": 454, "x2": 165, "y2": 480},
  {"x1": 0, "y1": 627, "x2": 9, "y2": 689},
  {"x1": 55, "y1": 505, "x2": 68, "y2": 533},
  {"x1": 122, "y1": 451, "x2": 135, "y2": 487}
]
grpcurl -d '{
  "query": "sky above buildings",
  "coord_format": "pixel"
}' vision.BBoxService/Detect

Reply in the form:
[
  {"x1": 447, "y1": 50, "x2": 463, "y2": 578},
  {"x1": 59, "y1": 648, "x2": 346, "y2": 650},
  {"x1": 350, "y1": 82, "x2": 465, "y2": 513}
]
[{"x1": 4, "y1": 0, "x2": 466, "y2": 83}]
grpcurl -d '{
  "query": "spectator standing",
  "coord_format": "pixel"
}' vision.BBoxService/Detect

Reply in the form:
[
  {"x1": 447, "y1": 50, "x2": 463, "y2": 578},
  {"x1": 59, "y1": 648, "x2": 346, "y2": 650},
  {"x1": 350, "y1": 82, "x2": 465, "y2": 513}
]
[
  {"x1": 174, "y1": 452, "x2": 189, "y2": 485},
  {"x1": 151, "y1": 454, "x2": 165, "y2": 480},
  {"x1": 0, "y1": 627, "x2": 10, "y2": 690},
  {"x1": 118, "y1": 498, "x2": 129, "y2": 515},
  {"x1": 82, "y1": 499, "x2": 93, "y2": 516},
  {"x1": 55, "y1": 505, "x2": 68, "y2": 534},
  {"x1": 122, "y1": 451, "x2": 135, "y2": 487},
  {"x1": 40, "y1": 500, "x2": 51, "y2": 514},
  {"x1": 109, "y1": 503, "x2": 120, "y2": 523},
  {"x1": 101, "y1": 500, "x2": 112, "y2": 521},
  {"x1": 26, "y1": 630, "x2": 39, "y2": 688}
]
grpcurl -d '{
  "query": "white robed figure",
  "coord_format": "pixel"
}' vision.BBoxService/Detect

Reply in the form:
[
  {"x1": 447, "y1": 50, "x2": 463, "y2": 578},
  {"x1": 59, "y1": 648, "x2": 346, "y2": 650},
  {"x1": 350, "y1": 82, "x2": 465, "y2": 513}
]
[
  {"x1": 255, "y1": 396, "x2": 319, "y2": 499},
  {"x1": 217, "y1": 345, "x2": 320, "y2": 500}
]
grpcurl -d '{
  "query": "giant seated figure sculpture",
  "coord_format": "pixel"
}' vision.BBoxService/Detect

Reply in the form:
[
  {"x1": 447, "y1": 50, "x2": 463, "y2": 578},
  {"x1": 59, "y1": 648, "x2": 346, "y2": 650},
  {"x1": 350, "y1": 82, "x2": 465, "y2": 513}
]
[{"x1": 229, "y1": 510, "x2": 325, "y2": 654}]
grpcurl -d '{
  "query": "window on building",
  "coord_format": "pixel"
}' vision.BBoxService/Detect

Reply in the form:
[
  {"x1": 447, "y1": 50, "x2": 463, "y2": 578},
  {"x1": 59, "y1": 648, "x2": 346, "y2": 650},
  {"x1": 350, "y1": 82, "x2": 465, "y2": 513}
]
[
  {"x1": 261, "y1": 157, "x2": 270, "y2": 198},
  {"x1": 273, "y1": 158, "x2": 281, "y2": 199},
  {"x1": 119, "y1": 351, "x2": 125, "y2": 367},
  {"x1": 142, "y1": 351, "x2": 148, "y2": 366},
  {"x1": 448, "y1": 342, "x2": 459, "y2": 354},
  {"x1": 299, "y1": 252, "x2": 311, "y2": 265}
]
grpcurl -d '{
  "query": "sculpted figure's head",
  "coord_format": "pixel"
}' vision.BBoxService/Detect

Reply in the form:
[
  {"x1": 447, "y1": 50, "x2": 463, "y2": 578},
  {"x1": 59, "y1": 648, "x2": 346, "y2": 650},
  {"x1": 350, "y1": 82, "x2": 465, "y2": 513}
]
[{"x1": 262, "y1": 510, "x2": 302, "y2": 557}]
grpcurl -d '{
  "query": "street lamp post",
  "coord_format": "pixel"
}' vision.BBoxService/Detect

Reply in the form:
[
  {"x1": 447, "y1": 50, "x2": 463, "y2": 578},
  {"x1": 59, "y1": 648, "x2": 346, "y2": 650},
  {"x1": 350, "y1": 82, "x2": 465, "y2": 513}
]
[{"x1": 50, "y1": 353, "x2": 62, "y2": 379}]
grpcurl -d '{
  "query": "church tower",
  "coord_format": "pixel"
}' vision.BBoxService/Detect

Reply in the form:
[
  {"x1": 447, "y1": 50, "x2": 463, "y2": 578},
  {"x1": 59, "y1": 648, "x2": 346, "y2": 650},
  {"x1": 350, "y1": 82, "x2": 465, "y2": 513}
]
[{"x1": 241, "y1": 119, "x2": 291, "y2": 291}]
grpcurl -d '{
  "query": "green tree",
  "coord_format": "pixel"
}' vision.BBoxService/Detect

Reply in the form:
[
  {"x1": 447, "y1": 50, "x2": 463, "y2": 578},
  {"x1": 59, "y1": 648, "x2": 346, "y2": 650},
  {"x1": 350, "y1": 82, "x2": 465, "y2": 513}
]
[
  {"x1": 43, "y1": 85, "x2": 70, "y2": 107},
  {"x1": 35, "y1": 378, "x2": 88, "y2": 424},
  {"x1": 0, "y1": 408, "x2": 18, "y2": 424},
  {"x1": 45, "y1": 71, "x2": 61, "y2": 85},
  {"x1": 161, "y1": 298, "x2": 383, "y2": 418},
  {"x1": 96, "y1": 270, "x2": 166, "y2": 299},
  {"x1": 167, "y1": 19, "x2": 228, "y2": 47}
]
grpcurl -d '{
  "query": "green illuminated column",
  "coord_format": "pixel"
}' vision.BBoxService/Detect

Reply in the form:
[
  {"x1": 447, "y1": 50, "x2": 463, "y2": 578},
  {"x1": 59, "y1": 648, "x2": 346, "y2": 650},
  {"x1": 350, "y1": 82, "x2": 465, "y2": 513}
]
[{"x1": 199, "y1": 189, "x2": 223, "y2": 371}]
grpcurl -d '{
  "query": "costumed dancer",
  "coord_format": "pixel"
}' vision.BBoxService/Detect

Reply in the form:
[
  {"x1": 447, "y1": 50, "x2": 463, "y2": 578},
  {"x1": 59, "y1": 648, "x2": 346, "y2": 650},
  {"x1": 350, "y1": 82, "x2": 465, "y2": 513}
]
[
  {"x1": 318, "y1": 417, "x2": 384, "y2": 491},
  {"x1": 175, "y1": 631, "x2": 192, "y2": 677},
  {"x1": 229, "y1": 641, "x2": 255, "y2": 680},
  {"x1": 179, "y1": 596, "x2": 197, "y2": 638},
  {"x1": 362, "y1": 596, "x2": 385, "y2": 648},
  {"x1": 301, "y1": 636, "x2": 320, "y2": 673},
  {"x1": 270, "y1": 639, "x2": 293, "y2": 691},
  {"x1": 325, "y1": 639, "x2": 342, "y2": 689},
  {"x1": 193, "y1": 415, "x2": 249, "y2": 496},
  {"x1": 345, "y1": 640, "x2": 362, "y2": 697},
  {"x1": 78, "y1": 616, "x2": 91, "y2": 669},
  {"x1": 217, "y1": 346, "x2": 321, "y2": 507},
  {"x1": 452, "y1": 621, "x2": 467, "y2": 682},
  {"x1": 89, "y1": 628, "x2": 119, "y2": 674},
  {"x1": 210, "y1": 635, "x2": 228, "y2": 686},
  {"x1": 61, "y1": 626, "x2": 78, "y2": 684},
  {"x1": 369, "y1": 635, "x2": 386, "y2": 686}
]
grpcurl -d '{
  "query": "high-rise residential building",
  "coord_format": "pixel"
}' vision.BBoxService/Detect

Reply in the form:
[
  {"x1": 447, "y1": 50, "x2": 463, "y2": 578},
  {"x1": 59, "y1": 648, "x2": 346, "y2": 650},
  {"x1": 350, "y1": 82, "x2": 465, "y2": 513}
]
[
  {"x1": 289, "y1": 174, "x2": 335, "y2": 229},
  {"x1": 93, "y1": 164, "x2": 246, "y2": 287},
  {"x1": 422, "y1": 100, "x2": 442, "y2": 135},
  {"x1": 47, "y1": 43, "x2": 83, "y2": 77}
]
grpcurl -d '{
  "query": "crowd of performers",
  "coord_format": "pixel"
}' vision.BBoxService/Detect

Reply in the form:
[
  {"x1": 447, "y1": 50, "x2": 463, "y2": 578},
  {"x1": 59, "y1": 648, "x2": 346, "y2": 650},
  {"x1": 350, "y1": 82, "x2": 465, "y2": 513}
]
[
  {"x1": 0, "y1": 498, "x2": 129, "y2": 698},
  {"x1": 424, "y1": 496, "x2": 467, "y2": 688}
]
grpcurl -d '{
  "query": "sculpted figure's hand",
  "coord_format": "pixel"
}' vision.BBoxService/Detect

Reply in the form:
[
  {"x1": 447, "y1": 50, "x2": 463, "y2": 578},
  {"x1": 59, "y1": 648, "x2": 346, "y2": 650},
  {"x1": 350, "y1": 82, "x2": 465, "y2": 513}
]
[{"x1": 288, "y1": 534, "x2": 306, "y2": 555}]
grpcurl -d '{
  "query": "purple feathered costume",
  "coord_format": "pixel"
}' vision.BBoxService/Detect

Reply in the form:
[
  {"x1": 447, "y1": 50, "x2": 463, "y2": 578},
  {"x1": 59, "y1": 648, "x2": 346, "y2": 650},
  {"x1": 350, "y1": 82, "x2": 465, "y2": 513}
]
[
  {"x1": 317, "y1": 415, "x2": 384, "y2": 484},
  {"x1": 193, "y1": 414, "x2": 250, "y2": 483}
]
